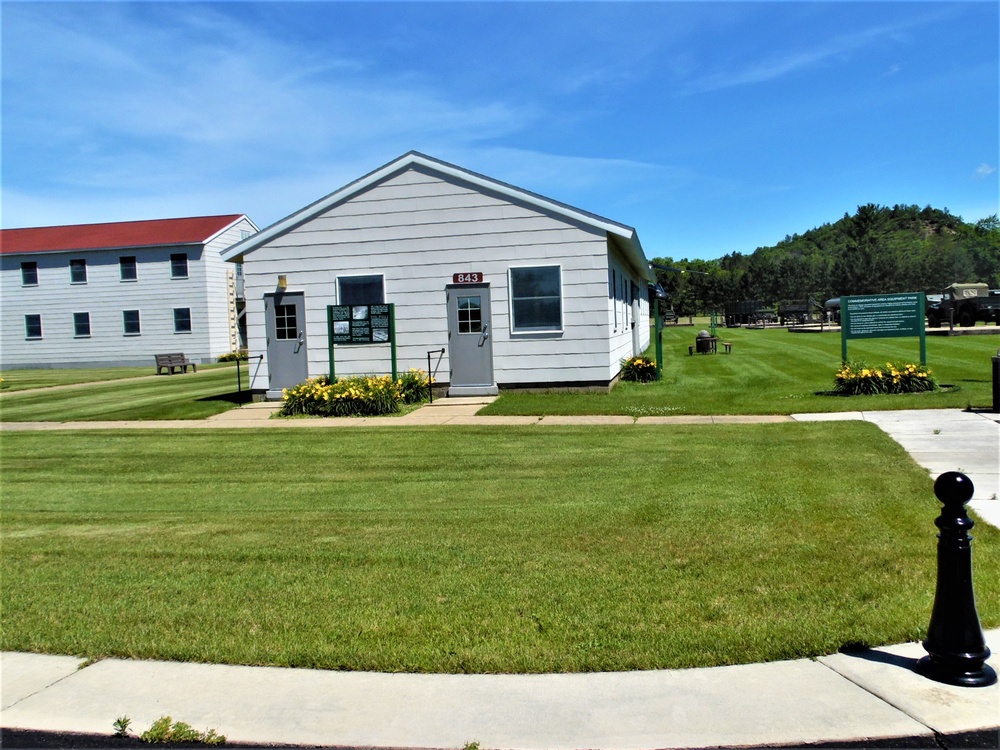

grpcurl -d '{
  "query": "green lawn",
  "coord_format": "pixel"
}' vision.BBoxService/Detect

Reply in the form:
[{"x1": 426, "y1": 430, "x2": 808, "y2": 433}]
[
  {"x1": 0, "y1": 365, "x2": 158, "y2": 391},
  {"x1": 3, "y1": 426, "x2": 998, "y2": 674},
  {"x1": 483, "y1": 326, "x2": 999, "y2": 416},
  {"x1": 0, "y1": 364, "x2": 248, "y2": 421}
]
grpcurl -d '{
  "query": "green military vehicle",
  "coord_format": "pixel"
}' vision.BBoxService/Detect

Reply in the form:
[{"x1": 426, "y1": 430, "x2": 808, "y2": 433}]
[{"x1": 926, "y1": 283, "x2": 1000, "y2": 328}]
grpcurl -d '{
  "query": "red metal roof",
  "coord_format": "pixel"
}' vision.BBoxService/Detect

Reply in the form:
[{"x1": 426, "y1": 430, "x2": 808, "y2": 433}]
[{"x1": 0, "y1": 215, "x2": 245, "y2": 255}]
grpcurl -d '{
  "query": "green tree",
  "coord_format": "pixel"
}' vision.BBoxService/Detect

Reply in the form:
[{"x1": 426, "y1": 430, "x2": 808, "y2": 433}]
[{"x1": 832, "y1": 204, "x2": 897, "y2": 295}]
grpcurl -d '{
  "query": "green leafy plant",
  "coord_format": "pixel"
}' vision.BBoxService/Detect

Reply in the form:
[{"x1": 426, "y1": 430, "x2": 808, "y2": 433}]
[
  {"x1": 139, "y1": 716, "x2": 225, "y2": 745},
  {"x1": 833, "y1": 361, "x2": 937, "y2": 396},
  {"x1": 279, "y1": 374, "x2": 401, "y2": 417},
  {"x1": 112, "y1": 716, "x2": 132, "y2": 738},
  {"x1": 620, "y1": 356, "x2": 657, "y2": 383},
  {"x1": 397, "y1": 368, "x2": 433, "y2": 404},
  {"x1": 216, "y1": 350, "x2": 249, "y2": 362}
]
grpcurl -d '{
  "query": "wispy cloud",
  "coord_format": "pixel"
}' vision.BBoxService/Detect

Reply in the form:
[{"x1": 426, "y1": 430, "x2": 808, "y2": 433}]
[
  {"x1": 0, "y1": 4, "x2": 542, "y2": 226},
  {"x1": 975, "y1": 164, "x2": 997, "y2": 178},
  {"x1": 678, "y1": 11, "x2": 947, "y2": 95}
]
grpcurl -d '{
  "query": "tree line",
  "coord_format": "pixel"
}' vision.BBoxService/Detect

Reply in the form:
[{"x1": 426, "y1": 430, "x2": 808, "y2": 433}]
[{"x1": 652, "y1": 204, "x2": 1000, "y2": 316}]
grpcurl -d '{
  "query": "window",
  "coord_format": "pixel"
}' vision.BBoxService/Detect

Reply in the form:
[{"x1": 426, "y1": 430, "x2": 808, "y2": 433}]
[
  {"x1": 24, "y1": 314, "x2": 42, "y2": 339},
  {"x1": 457, "y1": 296, "x2": 483, "y2": 334},
  {"x1": 173, "y1": 307, "x2": 192, "y2": 333},
  {"x1": 123, "y1": 310, "x2": 141, "y2": 335},
  {"x1": 21, "y1": 262, "x2": 38, "y2": 286},
  {"x1": 170, "y1": 253, "x2": 188, "y2": 279},
  {"x1": 339, "y1": 275, "x2": 384, "y2": 305},
  {"x1": 120, "y1": 256, "x2": 137, "y2": 281},
  {"x1": 611, "y1": 269, "x2": 617, "y2": 329},
  {"x1": 70, "y1": 258, "x2": 87, "y2": 283},
  {"x1": 73, "y1": 312, "x2": 91, "y2": 337},
  {"x1": 509, "y1": 265, "x2": 562, "y2": 332},
  {"x1": 274, "y1": 304, "x2": 298, "y2": 340}
]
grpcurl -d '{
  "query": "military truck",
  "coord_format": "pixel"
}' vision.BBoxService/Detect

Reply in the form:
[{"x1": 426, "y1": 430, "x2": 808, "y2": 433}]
[{"x1": 926, "y1": 283, "x2": 1000, "y2": 328}]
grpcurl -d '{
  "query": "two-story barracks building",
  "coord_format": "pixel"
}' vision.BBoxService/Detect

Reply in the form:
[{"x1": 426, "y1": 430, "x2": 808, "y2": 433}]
[
  {"x1": 0, "y1": 214, "x2": 257, "y2": 369},
  {"x1": 222, "y1": 152, "x2": 653, "y2": 398}
]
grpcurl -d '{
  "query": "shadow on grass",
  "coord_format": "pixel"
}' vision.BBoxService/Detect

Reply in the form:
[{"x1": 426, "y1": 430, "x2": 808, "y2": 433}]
[{"x1": 197, "y1": 391, "x2": 254, "y2": 406}]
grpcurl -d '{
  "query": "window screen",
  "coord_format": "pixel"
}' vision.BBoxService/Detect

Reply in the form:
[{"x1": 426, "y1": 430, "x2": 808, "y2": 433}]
[
  {"x1": 510, "y1": 266, "x2": 562, "y2": 332},
  {"x1": 70, "y1": 259, "x2": 87, "y2": 283},
  {"x1": 123, "y1": 310, "x2": 141, "y2": 335},
  {"x1": 25, "y1": 314, "x2": 42, "y2": 339},
  {"x1": 171, "y1": 253, "x2": 189, "y2": 279},
  {"x1": 120, "y1": 256, "x2": 137, "y2": 281},
  {"x1": 73, "y1": 312, "x2": 91, "y2": 337},
  {"x1": 173, "y1": 307, "x2": 192, "y2": 333},
  {"x1": 339, "y1": 275, "x2": 384, "y2": 305},
  {"x1": 21, "y1": 262, "x2": 38, "y2": 286}
]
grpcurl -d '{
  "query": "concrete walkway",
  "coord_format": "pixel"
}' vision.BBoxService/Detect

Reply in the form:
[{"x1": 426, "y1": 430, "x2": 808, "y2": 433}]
[
  {"x1": 2, "y1": 632, "x2": 997, "y2": 749},
  {"x1": 2, "y1": 403, "x2": 998, "y2": 748}
]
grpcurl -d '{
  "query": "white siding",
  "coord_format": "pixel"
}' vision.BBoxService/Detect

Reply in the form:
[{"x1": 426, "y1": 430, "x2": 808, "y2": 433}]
[
  {"x1": 0, "y1": 217, "x2": 256, "y2": 369},
  {"x1": 241, "y1": 166, "x2": 645, "y2": 391}
]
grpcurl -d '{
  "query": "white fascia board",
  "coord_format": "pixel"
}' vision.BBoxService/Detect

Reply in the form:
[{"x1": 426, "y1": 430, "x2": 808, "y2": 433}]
[
  {"x1": 204, "y1": 215, "x2": 259, "y2": 246},
  {"x1": 221, "y1": 151, "x2": 651, "y2": 275}
]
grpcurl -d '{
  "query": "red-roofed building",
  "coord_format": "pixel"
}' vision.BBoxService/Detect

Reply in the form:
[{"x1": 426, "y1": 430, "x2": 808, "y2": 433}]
[{"x1": 1, "y1": 215, "x2": 258, "y2": 369}]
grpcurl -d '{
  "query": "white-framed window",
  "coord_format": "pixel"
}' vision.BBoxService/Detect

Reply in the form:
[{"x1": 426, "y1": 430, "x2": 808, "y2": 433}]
[
  {"x1": 73, "y1": 311, "x2": 91, "y2": 337},
  {"x1": 70, "y1": 258, "x2": 87, "y2": 284},
  {"x1": 24, "y1": 314, "x2": 42, "y2": 339},
  {"x1": 120, "y1": 256, "x2": 138, "y2": 281},
  {"x1": 123, "y1": 309, "x2": 141, "y2": 335},
  {"x1": 338, "y1": 274, "x2": 384, "y2": 305},
  {"x1": 173, "y1": 307, "x2": 192, "y2": 333},
  {"x1": 170, "y1": 253, "x2": 189, "y2": 279},
  {"x1": 21, "y1": 262, "x2": 38, "y2": 287},
  {"x1": 509, "y1": 265, "x2": 562, "y2": 333}
]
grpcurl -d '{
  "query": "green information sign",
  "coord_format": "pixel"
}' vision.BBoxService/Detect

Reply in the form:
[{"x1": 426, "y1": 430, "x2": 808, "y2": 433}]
[
  {"x1": 326, "y1": 303, "x2": 397, "y2": 380},
  {"x1": 330, "y1": 304, "x2": 392, "y2": 344},
  {"x1": 841, "y1": 293, "x2": 926, "y2": 365}
]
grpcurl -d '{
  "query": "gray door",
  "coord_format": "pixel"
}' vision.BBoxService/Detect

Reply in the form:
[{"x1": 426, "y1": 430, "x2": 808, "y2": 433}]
[
  {"x1": 446, "y1": 285, "x2": 497, "y2": 396},
  {"x1": 265, "y1": 292, "x2": 308, "y2": 396}
]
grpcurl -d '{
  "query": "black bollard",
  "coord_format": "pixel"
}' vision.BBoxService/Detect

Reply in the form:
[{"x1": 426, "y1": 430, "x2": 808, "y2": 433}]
[{"x1": 917, "y1": 472, "x2": 997, "y2": 687}]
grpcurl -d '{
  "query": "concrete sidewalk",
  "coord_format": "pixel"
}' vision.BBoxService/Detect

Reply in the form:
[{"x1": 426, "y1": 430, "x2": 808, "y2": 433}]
[{"x1": 2, "y1": 631, "x2": 997, "y2": 749}]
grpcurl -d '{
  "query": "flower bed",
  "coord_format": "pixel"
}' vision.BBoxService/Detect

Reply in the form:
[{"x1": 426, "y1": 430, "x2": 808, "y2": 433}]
[
  {"x1": 620, "y1": 356, "x2": 657, "y2": 383},
  {"x1": 279, "y1": 369, "x2": 432, "y2": 417},
  {"x1": 833, "y1": 361, "x2": 937, "y2": 396}
]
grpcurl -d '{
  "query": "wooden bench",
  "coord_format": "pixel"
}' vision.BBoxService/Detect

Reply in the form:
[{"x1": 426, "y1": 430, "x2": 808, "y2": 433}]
[{"x1": 155, "y1": 353, "x2": 197, "y2": 375}]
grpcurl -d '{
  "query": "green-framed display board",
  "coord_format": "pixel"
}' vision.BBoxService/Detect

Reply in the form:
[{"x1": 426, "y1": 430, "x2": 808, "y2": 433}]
[
  {"x1": 841, "y1": 293, "x2": 926, "y2": 365},
  {"x1": 326, "y1": 303, "x2": 397, "y2": 379}
]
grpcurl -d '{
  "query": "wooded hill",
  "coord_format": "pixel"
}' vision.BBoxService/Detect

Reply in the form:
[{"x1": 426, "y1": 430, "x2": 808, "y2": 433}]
[{"x1": 653, "y1": 204, "x2": 1000, "y2": 316}]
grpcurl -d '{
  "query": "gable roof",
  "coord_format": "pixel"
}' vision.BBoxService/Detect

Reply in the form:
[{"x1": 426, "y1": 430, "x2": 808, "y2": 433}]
[
  {"x1": 0, "y1": 214, "x2": 252, "y2": 256},
  {"x1": 221, "y1": 151, "x2": 652, "y2": 280}
]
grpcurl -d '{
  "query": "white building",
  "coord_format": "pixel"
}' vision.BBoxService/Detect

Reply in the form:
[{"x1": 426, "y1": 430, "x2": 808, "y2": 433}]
[
  {"x1": 0, "y1": 214, "x2": 258, "y2": 369},
  {"x1": 222, "y1": 152, "x2": 652, "y2": 397}
]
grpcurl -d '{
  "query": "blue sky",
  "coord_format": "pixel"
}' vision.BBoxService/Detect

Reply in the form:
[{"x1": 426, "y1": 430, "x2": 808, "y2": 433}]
[{"x1": 2, "y1": 1, "x2": 997, "y2": 260}]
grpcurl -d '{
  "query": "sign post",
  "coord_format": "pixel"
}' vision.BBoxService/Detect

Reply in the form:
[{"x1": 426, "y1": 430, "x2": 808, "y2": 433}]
[
  {"x1": 841, "y1": 293, "x2": 926, "y2": 366},
  {"x1": 327, "y1": 303, "x2": 397, "y2": 380}
]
